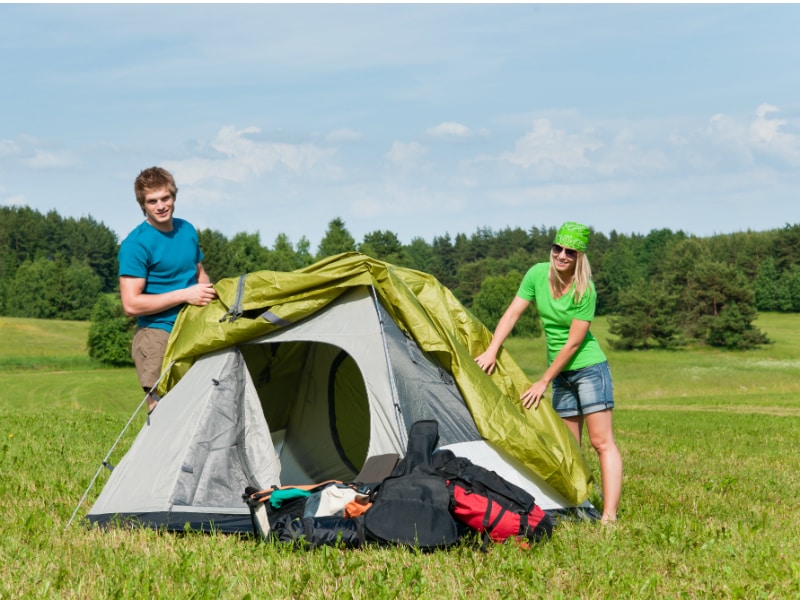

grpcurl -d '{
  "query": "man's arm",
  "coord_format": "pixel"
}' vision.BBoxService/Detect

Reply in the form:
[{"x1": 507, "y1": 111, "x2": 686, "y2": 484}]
[
  {"x1": 120, "y1": 268, "x2": 216, "y2": 318},
  {"x1": 196, "y1": 262, "x2": 211, "y2": 285}
]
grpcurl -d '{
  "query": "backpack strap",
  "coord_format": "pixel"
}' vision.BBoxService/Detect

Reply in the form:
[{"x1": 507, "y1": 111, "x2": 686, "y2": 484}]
[{"x1": 483, "y1": 498, "x2": 509, "y2": 534}]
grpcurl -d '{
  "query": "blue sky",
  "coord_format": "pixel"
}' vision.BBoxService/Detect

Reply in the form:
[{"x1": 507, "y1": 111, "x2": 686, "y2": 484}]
[{"x1": 2, "y1": 3, "x2": 799, "y2": 251}]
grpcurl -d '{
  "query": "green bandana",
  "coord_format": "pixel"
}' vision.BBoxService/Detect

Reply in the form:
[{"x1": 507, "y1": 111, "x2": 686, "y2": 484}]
[{"x1": 553, "y1": 222, "x2": 590, "y2": 252}]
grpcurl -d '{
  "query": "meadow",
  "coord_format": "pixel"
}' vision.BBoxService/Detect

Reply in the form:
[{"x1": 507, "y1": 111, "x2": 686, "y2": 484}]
[{"x1": 0, "y1": 314, "x2": 798, "y2": 599}]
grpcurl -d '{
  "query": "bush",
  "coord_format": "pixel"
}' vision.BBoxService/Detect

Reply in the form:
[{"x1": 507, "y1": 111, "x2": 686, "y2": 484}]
[
  {"x1": 472, "y1": 271, "x2": 541, "y2": 337},
  {"x1": 87, "y1": 294, "x2": 135, "y2": 366},
  {"x1": 707, "y1": 302, "x2": 772, "y2": 350}
]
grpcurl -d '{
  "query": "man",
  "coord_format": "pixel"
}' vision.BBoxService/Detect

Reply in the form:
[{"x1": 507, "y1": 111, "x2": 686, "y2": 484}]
[{"x1": 118, "y1": 167, "x2": 217, "y2": 412}]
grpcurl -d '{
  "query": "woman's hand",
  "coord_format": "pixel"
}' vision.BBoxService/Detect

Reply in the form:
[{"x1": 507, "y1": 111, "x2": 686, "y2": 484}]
[
  {"x1": 520, "y1": 380, "x2": 548, "y2": 410},
  {"x1": 474, "y1": 349, "x2": 498, "y2": 375}
]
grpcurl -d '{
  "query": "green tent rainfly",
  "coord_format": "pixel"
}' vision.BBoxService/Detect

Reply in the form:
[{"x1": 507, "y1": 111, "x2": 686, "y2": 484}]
[{"x1": 160, "y1": 252, "x2": 593, "y2": 506}]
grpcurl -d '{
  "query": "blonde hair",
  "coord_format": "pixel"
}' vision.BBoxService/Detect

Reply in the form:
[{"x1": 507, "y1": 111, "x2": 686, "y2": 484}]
[{"x1": 549, "y1": 252, "x2": 592, "y2": 304}]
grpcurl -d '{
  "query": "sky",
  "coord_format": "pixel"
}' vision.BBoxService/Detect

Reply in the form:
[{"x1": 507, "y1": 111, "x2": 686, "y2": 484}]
[{"x1": 1, "y1": 3, "x2": 799, "y2": 251}]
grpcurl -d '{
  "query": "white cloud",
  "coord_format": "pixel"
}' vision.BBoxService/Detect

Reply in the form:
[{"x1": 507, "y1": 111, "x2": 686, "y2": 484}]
[
  {"x1": 667, "y1": 133, "x2": 689, "y2": 146},
  {"x1": 754, "y1": 103, "x2": 779, "y2": 121},
  {"x1": 1, "y1": 136, "x2": 75, "y2": 169},
  {"x1": 0, "y1": 138, "x2": 74, "y2": 168},
  {"x1": 594, "y1": 129, "x2": 669, "y2": 176},
  {"x1": 500, "y1": 118, "x2": 603, "y2": 175},
  {"x1": 494, "y1": 118, "x2": 669, "y2": 179},
  {"x1": 702, "y1": 104, "x2": 800, "y2": 167},
  {"x1": 181, "y1": 186, "x2": 234, "y2": 209},
  {"x1": 750, "y1": 107, "x2": 783, "y2": 144},
  {"x1": 23, "y1": 149, "x2": 75, "y2": 169},
  {"x1": 425, "y1": 121, "x2": 473, "y2": 139},
  {"x1": 1, "y1": 192, "x2": 27, "y2": 207},
  {"x1": 385, "y1": 141, "x2": 428, "y2": 167},
  {"x1": 0, "y1": 140, "x2": 21, "y2": 156},
  {"x1": 489, "y1": 106, "x2": 800, "y2": 183},
  {"x1": 702, "y1": 112, "x2": 753, "y2": 166},
  {"x1": 164, "y1": 125, "x2": 333, "y2": 185},
  {"x1": 749, "y1": 103, "x2": 800, "y2": 165}
]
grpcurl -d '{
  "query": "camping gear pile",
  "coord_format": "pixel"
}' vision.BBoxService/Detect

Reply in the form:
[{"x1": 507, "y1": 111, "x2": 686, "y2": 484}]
[
  {"x1": 85, "y1": 253, "x2": 598, "y2": 536},
  {"x1": 244, "y1": 420, "x2": 553, "y2": 549}
]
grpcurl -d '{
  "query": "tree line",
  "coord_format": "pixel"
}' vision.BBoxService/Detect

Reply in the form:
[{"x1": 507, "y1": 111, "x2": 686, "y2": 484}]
[{"x1": 2, "y1": 206, "x2": 799, "y2": 359}]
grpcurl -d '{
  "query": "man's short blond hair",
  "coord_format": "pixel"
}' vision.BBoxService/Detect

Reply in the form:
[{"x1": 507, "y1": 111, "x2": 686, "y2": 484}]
[{"x1": 134, "y1": 167, "x2": 178, "y2": 215}]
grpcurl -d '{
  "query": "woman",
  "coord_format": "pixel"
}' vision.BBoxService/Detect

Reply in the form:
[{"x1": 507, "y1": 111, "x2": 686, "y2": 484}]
[{"x1": 474, "y1": 222, "x2": 622, "y2": 524}]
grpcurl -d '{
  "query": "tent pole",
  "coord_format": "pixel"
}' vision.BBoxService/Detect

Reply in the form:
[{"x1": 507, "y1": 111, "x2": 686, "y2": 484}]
[
  {"x1": 369, "y1": 285, "x2": 408, "y2": 449},
  {"x1": 65, "y1": 361, "x2": 175, "y2": 530}
]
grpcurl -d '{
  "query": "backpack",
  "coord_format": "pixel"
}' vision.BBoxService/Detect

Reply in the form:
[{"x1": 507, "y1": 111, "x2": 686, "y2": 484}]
[
  {"x1": 362, "y1": 420, "x2": 461, "y2": 549},
  {"x1": 431, "y1": 449, "x2": 553, "y2": 546},
  {"x1": 269, "y1": 514, "x2": 366, "y2": 549},
  {"x1": 243, "y1": 480, "x2": 371, "y2": 543}
]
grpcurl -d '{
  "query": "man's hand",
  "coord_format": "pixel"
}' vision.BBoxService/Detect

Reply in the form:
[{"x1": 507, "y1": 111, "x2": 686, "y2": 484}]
[{"x1": 184, "y1": 283, "x2": 217, "y2": 306}]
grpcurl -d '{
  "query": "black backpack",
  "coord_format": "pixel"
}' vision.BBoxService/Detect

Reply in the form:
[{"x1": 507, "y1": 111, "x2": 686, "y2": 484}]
[{"x1": 362, "y1": 420, "x2": 461, "y2": 549}]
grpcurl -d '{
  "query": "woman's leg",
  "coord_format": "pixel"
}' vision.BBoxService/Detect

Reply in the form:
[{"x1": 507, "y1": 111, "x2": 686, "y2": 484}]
[
  {"x1": 584, "y1": 409, "x2": 622, "y2": 522},
  {"x1": 562, "y1": 415, "x2": 584, "y2": 444}
]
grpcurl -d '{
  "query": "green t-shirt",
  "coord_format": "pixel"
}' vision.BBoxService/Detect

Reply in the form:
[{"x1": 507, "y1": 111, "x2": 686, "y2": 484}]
[{"x1": 516, "y1": 262, "x2": 606, "y2": 371}]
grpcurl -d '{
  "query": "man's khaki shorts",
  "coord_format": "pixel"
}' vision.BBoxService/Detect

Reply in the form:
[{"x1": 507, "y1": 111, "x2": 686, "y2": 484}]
[{"x1": 131, "y1": 327, "x2": 170, "y2": 391}]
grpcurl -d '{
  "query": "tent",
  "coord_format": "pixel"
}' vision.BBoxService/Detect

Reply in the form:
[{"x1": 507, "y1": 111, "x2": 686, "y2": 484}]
[{"x1": 87, "y1": 253, "x2": 596, "y2": 532}]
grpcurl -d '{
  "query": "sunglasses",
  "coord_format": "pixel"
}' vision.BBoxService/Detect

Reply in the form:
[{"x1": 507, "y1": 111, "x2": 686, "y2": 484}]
[{"x1": 551, "y1": 244, "x2": 578, "y2": 259}]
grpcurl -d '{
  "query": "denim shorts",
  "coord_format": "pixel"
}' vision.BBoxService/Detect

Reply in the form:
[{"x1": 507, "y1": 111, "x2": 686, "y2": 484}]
[{"x1": 551, "y1": 361, "x2": 614, "y2": 418}]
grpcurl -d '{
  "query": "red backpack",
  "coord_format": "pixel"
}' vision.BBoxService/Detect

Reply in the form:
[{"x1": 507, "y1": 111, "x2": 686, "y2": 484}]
[{"x1": 432, "y1": 450, "x2": 553, "y2": 546}]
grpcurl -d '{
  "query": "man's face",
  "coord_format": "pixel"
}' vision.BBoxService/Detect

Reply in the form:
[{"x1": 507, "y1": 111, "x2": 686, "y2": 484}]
[{"x1": 142, "y1": 187, "x2": 175, "y2": 230}]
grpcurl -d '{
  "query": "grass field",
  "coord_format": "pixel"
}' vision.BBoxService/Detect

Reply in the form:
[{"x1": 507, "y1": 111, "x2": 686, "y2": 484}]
[{"x1": 1, "y1": 314, "x2": 799, "y2": 599}]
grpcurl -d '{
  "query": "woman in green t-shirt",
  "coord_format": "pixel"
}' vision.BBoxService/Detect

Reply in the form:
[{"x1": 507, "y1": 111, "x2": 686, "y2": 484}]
[{"x1": 475, "y1": 222, "x2": 622, "y2": 524}]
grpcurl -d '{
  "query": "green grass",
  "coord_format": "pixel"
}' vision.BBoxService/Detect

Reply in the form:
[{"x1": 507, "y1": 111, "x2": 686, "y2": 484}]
[
  {"x1": 1, "y1": 315, "x2": 799, "y2": 598},
  {"x1": 507, "y1": 312, "x2": 800, "y2": 415},
  {"x1": 0, "y1": 317, "x2": 109, "y2": 372}
]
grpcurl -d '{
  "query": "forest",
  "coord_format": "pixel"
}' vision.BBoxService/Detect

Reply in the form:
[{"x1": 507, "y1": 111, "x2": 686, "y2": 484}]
[{"x1": 2, "y1": 205, "x2": 799, "y2": 357}]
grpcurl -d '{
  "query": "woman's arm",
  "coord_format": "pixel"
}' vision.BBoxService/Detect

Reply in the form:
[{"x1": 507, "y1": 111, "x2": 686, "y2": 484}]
[
  {"x1": 474, "y1": 295, "x2": 531, "y2": 375},
  {"x1": 520, "y1": 318, "x2": 591, "y2": 409}
]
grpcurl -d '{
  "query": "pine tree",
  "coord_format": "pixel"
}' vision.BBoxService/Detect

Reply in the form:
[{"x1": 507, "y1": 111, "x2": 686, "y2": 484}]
[
  {"x1": 608, "y1": 279, "x2": 681, "y2": 349},
  {"x1": 316, "y1": 218, "x2": 356, "y2": 260}
]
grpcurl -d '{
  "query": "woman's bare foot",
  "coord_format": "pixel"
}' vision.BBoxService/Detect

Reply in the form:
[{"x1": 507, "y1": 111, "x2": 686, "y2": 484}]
[{"x1": 601, "y1": 514, "x2": 617, "y2": 525}]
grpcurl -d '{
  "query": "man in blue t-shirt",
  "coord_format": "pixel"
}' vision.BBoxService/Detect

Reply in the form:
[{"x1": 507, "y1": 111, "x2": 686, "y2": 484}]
[{"x1": 118, "y1": 167, "x2": 217, "y2": 412}]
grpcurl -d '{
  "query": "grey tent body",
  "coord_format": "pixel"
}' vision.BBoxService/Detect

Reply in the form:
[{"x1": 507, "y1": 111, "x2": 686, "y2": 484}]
[{"x1": 88, "y1": 286, "x2": 595, "y2": 532}]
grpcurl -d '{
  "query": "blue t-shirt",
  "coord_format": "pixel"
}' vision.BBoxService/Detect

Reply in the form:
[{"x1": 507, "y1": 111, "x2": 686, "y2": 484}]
[
  {"x1": 118, "y1": 218, "x2": 204, "y2": 332},
  {"x1": 517, "y1": 262, "x2": 606, "y2": 371}
]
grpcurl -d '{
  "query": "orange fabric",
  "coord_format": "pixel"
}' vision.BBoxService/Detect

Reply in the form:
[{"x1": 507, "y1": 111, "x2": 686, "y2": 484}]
[{"x1": 344, "y1": 497, "x2": 372, "y2": 518}]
